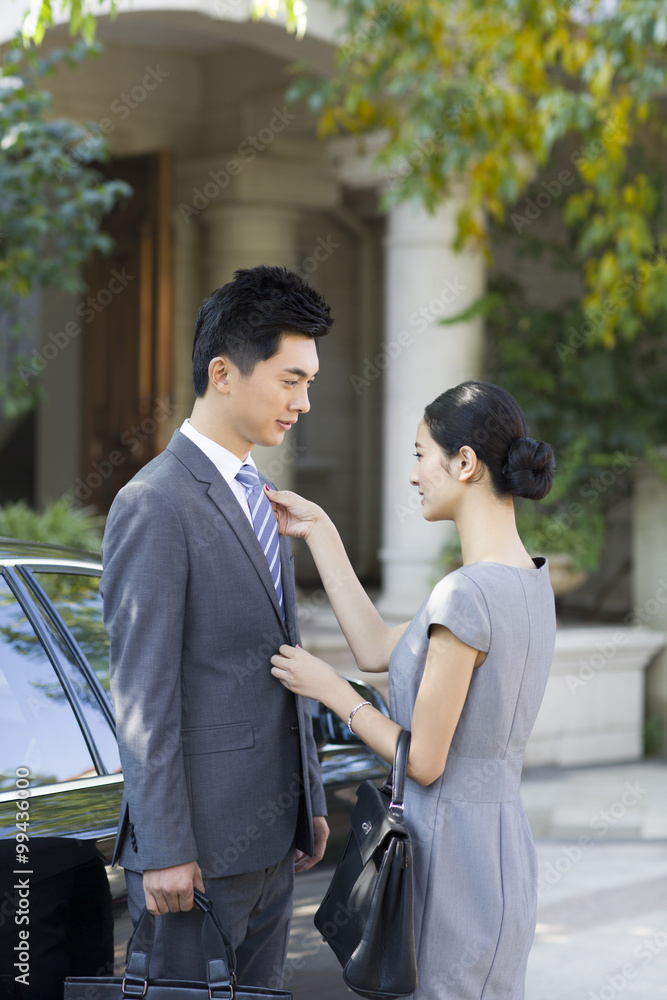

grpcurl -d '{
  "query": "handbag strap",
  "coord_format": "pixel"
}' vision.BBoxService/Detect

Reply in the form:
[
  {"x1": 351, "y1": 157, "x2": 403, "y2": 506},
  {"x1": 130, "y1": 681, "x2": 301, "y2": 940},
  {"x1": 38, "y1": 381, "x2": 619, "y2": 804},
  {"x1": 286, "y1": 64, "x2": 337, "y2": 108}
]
[
  {"x1": 389, "y1": 729, "x2": 411, "y2": 812},
  {"x1": 122, "y1": 890, "x2": 236, "y2": 998}
]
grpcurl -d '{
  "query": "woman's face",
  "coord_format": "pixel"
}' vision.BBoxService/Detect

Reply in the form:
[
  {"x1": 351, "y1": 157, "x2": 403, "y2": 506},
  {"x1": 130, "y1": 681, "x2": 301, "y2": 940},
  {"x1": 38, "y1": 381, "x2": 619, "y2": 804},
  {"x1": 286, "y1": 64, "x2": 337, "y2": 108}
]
[{"x1": 409, "y1": 419, "x2": 459, "y2": 521}]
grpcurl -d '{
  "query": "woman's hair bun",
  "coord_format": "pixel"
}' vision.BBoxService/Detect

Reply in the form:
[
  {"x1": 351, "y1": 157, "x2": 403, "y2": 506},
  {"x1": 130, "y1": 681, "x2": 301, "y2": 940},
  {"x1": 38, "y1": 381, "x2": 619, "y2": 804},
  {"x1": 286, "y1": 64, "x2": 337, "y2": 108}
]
[{"x1": 502, "y1": 437, "x2": 555, "y2": 501}]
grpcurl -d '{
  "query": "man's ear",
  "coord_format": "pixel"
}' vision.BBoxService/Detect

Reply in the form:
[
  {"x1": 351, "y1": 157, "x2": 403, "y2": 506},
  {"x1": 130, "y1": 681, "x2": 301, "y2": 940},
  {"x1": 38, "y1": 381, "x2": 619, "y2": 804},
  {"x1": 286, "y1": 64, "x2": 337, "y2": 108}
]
[
  {"x1": 208, "y1": 356, "x2": 231, "y2": 394},
  {"x1": 457, "y1": 446, "x2": 479, "y2": 483}
]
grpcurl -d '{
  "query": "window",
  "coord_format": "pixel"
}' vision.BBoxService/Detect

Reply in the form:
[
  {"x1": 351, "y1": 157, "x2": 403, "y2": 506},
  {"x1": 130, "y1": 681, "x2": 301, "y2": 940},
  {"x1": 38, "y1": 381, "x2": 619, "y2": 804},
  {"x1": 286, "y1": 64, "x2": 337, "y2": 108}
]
[
  {"x1": 27, "y1": 573, "x2": 120, "y2": 775},
  {"x1": 34, "y1": 573, "x2": 111, "y2": 701},
  {"x1": 0, "y1": 575, "x2": 96, "y2": 791}
]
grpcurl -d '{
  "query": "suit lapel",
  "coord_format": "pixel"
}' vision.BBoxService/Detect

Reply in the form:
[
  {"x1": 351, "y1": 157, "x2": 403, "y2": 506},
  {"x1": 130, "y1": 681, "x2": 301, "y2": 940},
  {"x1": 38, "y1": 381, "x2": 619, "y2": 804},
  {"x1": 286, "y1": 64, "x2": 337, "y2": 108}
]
[
  {"x1": 207, "y1": 477, "x2": 287, "y2": 631},
  {"x1": 167, "y1": 430, "x2": 288, "y2": 635},
  {"x1": 278, "y1": 536, "x2": 298, "y2": 644}
]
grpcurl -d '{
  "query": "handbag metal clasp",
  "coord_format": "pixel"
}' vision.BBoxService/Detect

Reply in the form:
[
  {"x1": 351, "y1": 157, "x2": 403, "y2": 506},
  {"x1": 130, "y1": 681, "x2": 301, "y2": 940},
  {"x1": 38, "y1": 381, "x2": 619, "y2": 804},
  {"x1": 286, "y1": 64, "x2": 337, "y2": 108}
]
[
  {"x1": 209, "y1": 987, "x2": 234, "y2": 1000},
  {"x1": 121, "y1": 977, "x2": 148, "y2": 998},
  {"x1": 362, "y1": 821, "x2": 372, "y2": 834},
  {"x1": 388, "y1": 800, "x2": 404, "y2": 813}
]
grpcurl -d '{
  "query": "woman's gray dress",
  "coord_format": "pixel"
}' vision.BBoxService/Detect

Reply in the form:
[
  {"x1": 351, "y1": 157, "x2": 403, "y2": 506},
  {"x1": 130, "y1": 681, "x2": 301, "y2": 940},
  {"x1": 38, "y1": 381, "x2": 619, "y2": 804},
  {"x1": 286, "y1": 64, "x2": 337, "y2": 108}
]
[{"x1": 389, "y1": 558, "x2": 556, "y2": 1000}]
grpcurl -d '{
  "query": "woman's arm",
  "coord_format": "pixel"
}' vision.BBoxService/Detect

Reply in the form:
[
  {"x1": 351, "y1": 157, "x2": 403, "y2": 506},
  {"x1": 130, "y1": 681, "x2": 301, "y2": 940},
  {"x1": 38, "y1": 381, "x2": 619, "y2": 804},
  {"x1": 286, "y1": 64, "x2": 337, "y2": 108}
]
[
  {"x1": 270, "y1": 625, "x2": 478, "y2": 786},
  {"x1": 266, "y1": 487, "x2": 408, "y2": 671}
]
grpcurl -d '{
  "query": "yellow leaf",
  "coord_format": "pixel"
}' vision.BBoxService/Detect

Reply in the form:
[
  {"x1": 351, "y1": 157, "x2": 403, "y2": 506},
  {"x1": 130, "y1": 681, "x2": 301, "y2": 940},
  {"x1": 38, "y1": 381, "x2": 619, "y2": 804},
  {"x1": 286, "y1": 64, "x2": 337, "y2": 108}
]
[
  {"x1": 598, "y1": 252, "x2": 618, "y2": 287},
  {"x1": 591, "y1": 57, "x2": 614, "y2": 98},
  {"x1": 623, "y1": 184, "x2": 636, "y2": 205}
]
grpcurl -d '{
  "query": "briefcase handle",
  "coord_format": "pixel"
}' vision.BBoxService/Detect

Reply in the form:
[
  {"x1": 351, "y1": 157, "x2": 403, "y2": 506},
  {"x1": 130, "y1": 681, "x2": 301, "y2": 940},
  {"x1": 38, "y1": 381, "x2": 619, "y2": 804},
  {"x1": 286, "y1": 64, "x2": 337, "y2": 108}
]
[
  {"x1": 381, "y1": 729, "x2": 411, "y2": 814},
  {"x1": 122, "y1": 890, "x2": 236, "y2": 998}
]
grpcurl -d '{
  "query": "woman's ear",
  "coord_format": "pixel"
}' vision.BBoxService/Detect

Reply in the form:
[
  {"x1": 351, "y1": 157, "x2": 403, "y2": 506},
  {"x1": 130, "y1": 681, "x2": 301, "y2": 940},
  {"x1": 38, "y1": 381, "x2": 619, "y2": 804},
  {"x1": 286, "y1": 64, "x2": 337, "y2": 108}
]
[{"x1": 457, "y1": 446, "x2": 479, "y2": 482}]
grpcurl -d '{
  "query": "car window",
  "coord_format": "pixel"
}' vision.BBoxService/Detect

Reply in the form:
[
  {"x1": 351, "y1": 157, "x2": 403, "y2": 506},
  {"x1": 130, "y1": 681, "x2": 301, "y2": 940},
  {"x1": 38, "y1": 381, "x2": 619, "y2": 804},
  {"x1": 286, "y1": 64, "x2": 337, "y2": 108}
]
[
  {"x1": 33, "y1": 572, "x2": 111, "y2": 701},
  {"x1": 0, "y1": 575, "x2": 96, "y2": 791},
  {"x1": 24, "y1": 573, "x2": 121, "y2": 776}
]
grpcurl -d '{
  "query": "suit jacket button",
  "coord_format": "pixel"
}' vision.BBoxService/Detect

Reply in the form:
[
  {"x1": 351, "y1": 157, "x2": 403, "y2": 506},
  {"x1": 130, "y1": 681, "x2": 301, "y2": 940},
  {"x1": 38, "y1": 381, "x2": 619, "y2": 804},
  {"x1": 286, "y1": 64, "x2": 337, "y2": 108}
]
[{"x1": 290, "y1": 722, "x2": 299, "y2": 735}]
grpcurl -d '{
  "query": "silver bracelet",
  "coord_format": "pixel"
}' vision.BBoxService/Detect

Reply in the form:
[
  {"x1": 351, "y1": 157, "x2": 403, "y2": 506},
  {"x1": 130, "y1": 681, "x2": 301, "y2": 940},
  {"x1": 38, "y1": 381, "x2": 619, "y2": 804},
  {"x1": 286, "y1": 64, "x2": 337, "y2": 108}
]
[{"x1": 348, "y1": 700, "x2": 372, "y2": 734}]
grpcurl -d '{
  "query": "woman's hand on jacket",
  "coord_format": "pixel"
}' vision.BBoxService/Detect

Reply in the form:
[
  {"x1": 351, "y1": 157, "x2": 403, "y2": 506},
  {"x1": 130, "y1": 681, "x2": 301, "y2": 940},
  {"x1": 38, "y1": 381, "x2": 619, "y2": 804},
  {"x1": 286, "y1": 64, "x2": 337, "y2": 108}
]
[{"x1": 270, "y1": 643, "x2": 342, "y2": 703}]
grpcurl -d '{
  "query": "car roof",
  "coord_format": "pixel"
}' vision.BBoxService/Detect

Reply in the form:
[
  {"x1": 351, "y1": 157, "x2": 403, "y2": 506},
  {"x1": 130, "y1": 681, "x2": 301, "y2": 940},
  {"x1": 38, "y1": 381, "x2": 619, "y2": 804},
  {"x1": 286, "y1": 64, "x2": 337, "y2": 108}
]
[{"x1": 0, "y1": 536, "x2": 102, "y2": 569}]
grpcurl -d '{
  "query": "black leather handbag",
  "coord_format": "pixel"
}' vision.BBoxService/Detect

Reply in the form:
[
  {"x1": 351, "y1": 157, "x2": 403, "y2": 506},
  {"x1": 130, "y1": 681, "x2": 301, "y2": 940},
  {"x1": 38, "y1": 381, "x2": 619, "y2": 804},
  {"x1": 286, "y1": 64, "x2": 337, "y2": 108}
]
[
  {"x1": 64, "y1": 890, "x2": 291, "y2": 1000},
  {"x1": 314, "y1": 729, "x2": 417, "y2": 999}
]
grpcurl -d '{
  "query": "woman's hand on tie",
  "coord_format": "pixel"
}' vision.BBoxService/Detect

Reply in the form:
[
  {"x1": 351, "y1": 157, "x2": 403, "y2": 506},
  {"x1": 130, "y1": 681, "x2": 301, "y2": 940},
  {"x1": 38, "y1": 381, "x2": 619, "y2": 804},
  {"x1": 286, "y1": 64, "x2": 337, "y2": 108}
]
[{"x1": 263, "y1": 486, "x2": 326, "y2": 542}]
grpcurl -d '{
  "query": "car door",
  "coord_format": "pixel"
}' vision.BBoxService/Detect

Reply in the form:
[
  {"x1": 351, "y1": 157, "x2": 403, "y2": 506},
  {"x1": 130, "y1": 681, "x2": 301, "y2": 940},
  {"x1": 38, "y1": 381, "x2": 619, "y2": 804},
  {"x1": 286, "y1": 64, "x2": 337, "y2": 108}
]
[
  {"x1": 0, "y1": 563, "x2": 122, "y2": 847},
  {"x1": 0, "y1": 562, "x2": 129, "y2": 979}
]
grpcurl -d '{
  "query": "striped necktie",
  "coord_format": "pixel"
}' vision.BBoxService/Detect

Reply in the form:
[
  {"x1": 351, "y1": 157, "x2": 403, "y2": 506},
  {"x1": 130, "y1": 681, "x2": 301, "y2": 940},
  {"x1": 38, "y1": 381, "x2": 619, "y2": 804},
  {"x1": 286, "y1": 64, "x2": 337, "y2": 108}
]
[{"x1": 235, "y1": 464, "x2": 284, "y2": 617}]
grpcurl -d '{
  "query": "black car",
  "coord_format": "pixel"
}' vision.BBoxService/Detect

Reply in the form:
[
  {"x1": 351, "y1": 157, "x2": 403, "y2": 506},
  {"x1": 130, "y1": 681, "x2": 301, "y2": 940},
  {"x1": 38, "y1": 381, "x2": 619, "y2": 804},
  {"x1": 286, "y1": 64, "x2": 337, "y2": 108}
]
[{"x1": 0, "y1": 538, "x2": 389, "y2": 987}]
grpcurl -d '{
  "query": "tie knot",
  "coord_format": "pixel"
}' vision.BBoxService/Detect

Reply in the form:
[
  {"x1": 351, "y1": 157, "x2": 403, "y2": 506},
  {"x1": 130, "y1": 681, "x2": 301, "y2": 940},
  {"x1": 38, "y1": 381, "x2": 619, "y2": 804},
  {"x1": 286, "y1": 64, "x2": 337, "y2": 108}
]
[{"x1": 235, "y1": 464, "x2": 261, "y2": 491}]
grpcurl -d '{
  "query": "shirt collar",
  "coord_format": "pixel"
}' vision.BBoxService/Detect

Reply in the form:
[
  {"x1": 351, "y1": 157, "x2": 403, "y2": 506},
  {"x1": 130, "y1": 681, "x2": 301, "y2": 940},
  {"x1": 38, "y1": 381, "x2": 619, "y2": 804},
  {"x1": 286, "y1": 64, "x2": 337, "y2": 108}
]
[{"x1": 180, "y1": 419, "x2": 256, "y2": 487}]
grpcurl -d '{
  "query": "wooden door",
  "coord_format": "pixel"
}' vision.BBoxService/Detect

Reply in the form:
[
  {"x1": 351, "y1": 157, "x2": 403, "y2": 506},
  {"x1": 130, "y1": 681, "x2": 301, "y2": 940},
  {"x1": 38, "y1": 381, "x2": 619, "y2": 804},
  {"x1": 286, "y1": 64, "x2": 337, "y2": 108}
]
[{"x1": 80, "y1": 152, "x2": 172, "y2": 512}]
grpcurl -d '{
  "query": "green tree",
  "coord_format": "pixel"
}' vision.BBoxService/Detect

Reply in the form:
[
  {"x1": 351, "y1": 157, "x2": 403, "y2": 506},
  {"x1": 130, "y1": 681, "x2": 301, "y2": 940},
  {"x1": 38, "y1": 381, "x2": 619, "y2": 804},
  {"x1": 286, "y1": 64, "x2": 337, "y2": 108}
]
[
  {"x1": 0, "y1": 40, "x2": 130, "y2": 417},
  {"x1": 285, "y1": 0, "x2": 667, "y2": 574},
  {"x1": 291, "y1": 0, "x2": 667, "y2": 351},
  {"x1": 482, "y1": 262, "x2": 667, "y2": 570}
]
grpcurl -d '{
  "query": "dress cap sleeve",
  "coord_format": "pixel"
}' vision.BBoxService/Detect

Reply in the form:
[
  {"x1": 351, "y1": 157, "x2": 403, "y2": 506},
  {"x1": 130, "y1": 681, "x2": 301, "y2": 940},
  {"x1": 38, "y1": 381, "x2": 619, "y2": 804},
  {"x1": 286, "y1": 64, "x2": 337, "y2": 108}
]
[{"x1": 426, "y1": 570, "x2": 491, "y2": 653}]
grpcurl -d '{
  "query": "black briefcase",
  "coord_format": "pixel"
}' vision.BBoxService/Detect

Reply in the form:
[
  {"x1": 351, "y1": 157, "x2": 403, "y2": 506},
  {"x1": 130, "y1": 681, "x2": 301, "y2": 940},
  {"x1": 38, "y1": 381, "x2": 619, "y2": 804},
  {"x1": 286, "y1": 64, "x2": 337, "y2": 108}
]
[
  {"x1": 64, "y1": 890, "x2": 292, "y2": 1000},
  {"x1": 314, "y1": 729, "x2": 417, "y2": 999}
]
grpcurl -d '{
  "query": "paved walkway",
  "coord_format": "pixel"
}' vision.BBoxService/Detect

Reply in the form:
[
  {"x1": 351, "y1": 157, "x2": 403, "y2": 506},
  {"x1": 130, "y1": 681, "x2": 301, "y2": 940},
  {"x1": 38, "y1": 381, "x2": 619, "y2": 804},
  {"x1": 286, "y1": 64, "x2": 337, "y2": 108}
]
[{"x1": 287, "y1": 760, "x2": 667, "y2": 999}]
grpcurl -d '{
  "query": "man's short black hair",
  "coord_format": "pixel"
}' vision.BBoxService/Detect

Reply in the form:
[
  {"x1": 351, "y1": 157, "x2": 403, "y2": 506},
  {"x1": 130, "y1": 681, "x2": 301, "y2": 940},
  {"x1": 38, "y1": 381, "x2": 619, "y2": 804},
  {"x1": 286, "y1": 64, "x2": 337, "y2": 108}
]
[{"x1": 192, "y1": 265, "x2": 334, "y2": 395}]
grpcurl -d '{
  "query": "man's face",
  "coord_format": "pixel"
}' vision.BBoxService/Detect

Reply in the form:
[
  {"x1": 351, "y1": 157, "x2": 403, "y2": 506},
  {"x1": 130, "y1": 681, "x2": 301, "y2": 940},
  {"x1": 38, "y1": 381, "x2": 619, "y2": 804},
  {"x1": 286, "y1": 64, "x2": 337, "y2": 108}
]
[{"x1": 223, "y1": 333, "x2": 319, "y2": 455}]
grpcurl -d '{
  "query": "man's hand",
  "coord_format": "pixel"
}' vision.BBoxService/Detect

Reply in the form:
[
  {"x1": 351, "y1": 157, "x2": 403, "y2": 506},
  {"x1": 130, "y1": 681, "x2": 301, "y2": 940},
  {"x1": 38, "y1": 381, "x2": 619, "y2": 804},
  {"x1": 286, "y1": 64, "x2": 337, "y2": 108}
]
[
  {"x1": 294, "y1": 815, "x2": 330, "y2": 873},
  {"x1": 143, "y1": 861, "x2": 205, "y2": 915}
]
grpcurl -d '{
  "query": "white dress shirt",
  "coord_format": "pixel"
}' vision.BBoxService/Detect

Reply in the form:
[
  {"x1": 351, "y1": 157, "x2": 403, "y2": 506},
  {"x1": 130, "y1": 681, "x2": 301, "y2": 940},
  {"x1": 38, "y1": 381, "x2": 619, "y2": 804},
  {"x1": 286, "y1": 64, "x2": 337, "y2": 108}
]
[{"x1": 179, "y1": 419, "x2": 255, "y2": 524}]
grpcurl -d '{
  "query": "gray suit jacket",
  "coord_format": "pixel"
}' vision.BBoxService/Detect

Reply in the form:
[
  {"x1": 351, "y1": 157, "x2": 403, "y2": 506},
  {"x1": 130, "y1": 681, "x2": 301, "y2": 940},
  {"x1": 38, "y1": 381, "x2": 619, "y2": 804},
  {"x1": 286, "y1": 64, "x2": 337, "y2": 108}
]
[{"x1": 101, "y1": 430, "x2": 327, "y2": 879}]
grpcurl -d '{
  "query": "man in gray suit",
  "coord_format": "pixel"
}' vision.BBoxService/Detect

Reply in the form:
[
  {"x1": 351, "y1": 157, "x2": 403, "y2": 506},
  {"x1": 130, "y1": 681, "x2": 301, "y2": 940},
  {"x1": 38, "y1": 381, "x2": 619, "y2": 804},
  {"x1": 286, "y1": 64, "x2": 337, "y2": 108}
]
[{"x1": 101, "y1": 265, "x2": 333, "y2": 987}]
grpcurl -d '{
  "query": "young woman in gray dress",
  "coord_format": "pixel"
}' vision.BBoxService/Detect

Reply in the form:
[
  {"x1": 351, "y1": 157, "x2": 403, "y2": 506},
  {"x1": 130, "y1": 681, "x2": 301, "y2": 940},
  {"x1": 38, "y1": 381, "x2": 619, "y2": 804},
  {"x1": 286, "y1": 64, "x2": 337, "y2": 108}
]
[{"x1": 268, "y1": 380, "x2": 556, "y2": 1000}]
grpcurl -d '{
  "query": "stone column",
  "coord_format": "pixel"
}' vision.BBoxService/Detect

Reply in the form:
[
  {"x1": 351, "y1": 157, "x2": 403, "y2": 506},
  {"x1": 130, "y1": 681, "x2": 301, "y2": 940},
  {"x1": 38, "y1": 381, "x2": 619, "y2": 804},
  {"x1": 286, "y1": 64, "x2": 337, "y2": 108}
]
[
  {"x1": 378, "y1": 197, "x2": 485, "y2": 619},
  {"x1": 632, "y1": 453, "x2": 667, "y2": 753},
  {"x1": 200, "y1": 204, "x2": 300, "y2": 487}
]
